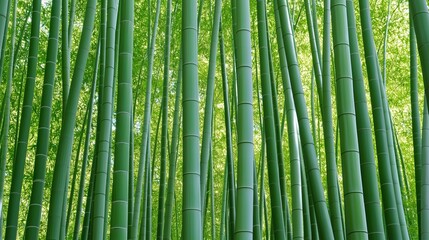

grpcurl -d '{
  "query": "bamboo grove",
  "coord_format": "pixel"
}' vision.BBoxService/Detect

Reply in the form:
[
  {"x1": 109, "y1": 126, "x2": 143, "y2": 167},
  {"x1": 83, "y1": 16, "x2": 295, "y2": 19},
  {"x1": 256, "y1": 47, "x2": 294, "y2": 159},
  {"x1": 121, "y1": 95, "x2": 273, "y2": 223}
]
[{"x1": 0, "y1": 0, "x2": 427, "y2": 239}]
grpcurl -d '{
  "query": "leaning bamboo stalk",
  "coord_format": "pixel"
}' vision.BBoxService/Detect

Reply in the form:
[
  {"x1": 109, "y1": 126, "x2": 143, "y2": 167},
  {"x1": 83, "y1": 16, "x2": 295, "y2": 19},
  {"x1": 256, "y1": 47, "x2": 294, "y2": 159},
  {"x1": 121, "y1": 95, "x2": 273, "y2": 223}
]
[
  {"x1": 66, "y1": 38, "x2": 99, "y2": 238},
  {"x1": 200, "y1": 0, "x2": 222, "y2": 223},
  {"x1": 219, "y1": 24, "x2": 236, "y2": 236},
  {"x1": 275, "y1": 0, "x2": 334, "y2": 237},
  {"x1": 5, "y1": 0, "x2": 42, "y2": 237},
  {"x1": 256, "y1": 0, "x2": 286, "y2": 237},
  {"x1": 267, "y1": 32, "x2": 290, "y2": 237},
  {"x1": 331, "y1": 0, "x2": 368, "y2": 238},
  {"x1": 156, "y1": 0, "x2": 173, "y2": 237},
  {"x1": 24, "y1": 0, "x2": 62, "y2": 237},
  {"x1": 0, "y1": 0, "x2": 10, "y2": 63},
  {"x1": 91, "y1": 0, "x2": 119, "y2": 237},
  {"x1": 0, "y1": 0, "x2": 17, "y2": 236},
  {"x1": 46, "y1": 0, "x2": 97, "y2": 236},
  {"x1": 60, "y1": 0, "x2": 70, "y2": 112},
  {"x1": 163, "y1": 54, "x2": 182, "y2": 240},
  {"x1": 357, "y1": 1, "x2": 402, "y2": 237},
  {"x1": 346, "y1": 0, "x2": 385, "y2": 238},
  {"x1": 131, "y1": 0, "x2": 161, "y2": 236},
  {"x1": 421, "y1": 100, "x2": 429, "y2": 239},
  {"x1": 321, "y1": 0, "x2": 345, "y2": 238},
  {"x1": 273, "y1": 3, "x2": 304, "y2": 238},
  {"x1": 409, "y1": 8, "x2": 422, "y2": 237}
]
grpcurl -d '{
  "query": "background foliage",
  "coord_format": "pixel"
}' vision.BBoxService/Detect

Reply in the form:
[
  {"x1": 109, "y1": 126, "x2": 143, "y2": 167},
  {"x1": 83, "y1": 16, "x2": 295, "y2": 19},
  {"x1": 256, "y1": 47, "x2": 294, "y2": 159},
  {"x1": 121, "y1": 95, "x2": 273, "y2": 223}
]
[{"x1": 0, "y1": 0, "x2": 422, "y2": 238}]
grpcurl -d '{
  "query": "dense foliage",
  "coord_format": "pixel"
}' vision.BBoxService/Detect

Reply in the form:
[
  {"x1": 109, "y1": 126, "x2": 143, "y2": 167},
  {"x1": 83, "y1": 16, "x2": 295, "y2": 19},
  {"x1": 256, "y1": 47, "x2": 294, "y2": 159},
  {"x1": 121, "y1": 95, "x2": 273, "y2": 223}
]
[{"x1": 0, "y1": 0, "x2": 426, "y2": 239}]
